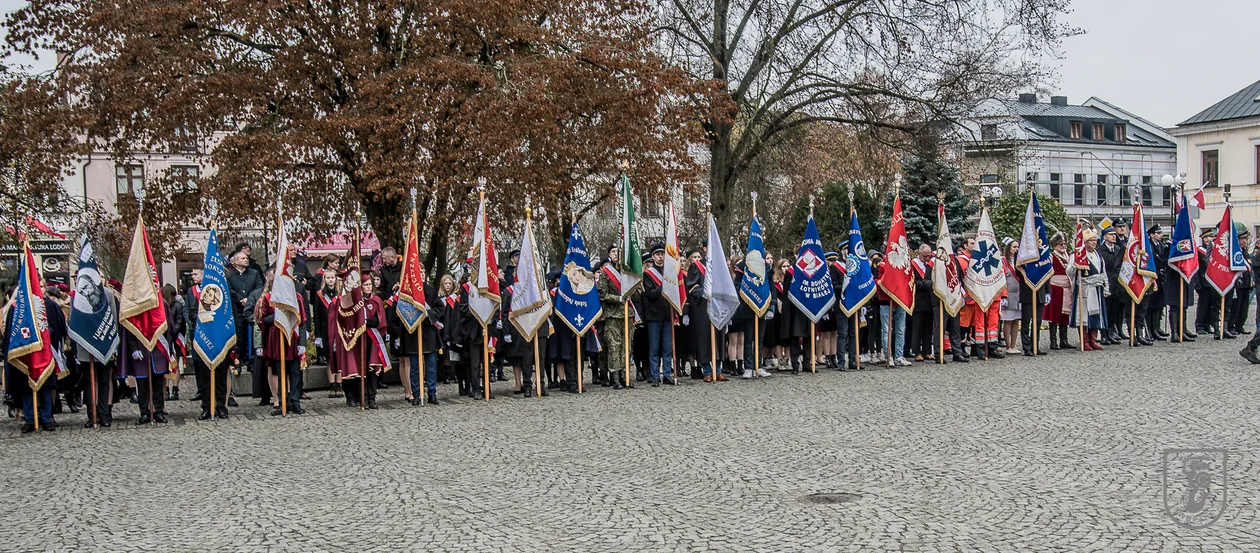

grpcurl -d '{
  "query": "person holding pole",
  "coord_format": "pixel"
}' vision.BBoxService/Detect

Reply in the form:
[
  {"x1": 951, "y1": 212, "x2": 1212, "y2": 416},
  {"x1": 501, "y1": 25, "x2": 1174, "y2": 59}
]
[
  {"x1": 68, "y1": 236, "x2": 122, "y2": 428},
  {"x1": 257, "y1": 266, "x2": 309, "y2": 416},
  {"x1": 642, "y1": 243, "x2": 675, "y2": 386},
  {"x1": 401, "y1": 263, "x2": 444, "y2": 406},
  {"x1": 1069, "y1": 228, "x2": 1108, "y2": 351},
  {"x1": 909, "y1": 245, "x2": 935, "y2": 362},
  {"x1": 597, "y1": 247, "x2": 632, "y2": 390},
  {"x1": 684, "y1": 249, "x2": 720, "y2": 381}
]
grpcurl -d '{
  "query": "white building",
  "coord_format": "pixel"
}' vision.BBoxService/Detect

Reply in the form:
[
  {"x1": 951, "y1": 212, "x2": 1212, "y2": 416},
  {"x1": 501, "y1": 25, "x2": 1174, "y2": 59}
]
[
  {"x1": 1169, "y1": 78, "x2": 1260, "y2": 231},
  {"x1": 959, "y1": 94, "x2": 1178, "y2": 227}
]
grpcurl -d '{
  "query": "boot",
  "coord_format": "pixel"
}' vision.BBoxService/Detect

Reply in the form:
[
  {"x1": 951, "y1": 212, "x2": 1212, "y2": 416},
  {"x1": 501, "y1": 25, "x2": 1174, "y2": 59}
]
[
  {"x1": 1058, "y1": 325, "x2": 1070, "y2": 349},
  {"x1": 986, "y1": 342, "x2": 1005, "y2": 359},
  {"x1": 1048, "y1": 325, "x2": 1060, "y2": 350},
  {"x1": 172, "y1": 386, "x2": 180, "y2": 401}
]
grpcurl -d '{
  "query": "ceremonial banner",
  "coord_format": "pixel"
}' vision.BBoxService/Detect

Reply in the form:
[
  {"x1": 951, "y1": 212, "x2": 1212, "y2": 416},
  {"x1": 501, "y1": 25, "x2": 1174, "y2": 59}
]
[
  {"x1": 662, "y1": 202, "x2": 685, "y2": 314},
  {"x1": 933, "y1": 204, "x2": 965, "y2": 316},
  {"x1": 7, "y1": 242, "x2": 61, "y2": 389},
  {"x1": 1168, "y1": 192, "x2": 1200, "y2": 283},
  {"x1": 466, "y1": 193, "x2": 501, "y2": 325},
  {"x1": 704, "y1": 214, "x2": 740, "y2": 329},
  {"x1": 509, "y1": 215, "x2": 550, "y2": 340},
  {"x1": 192, "y1": 228, "x2": 237, "y2": 368},
  {"x1": 1204, "y1": 205, "x2": 1247, "y2": 295},
  {"x1": 271, "y1": 214, "x2": 301, "y2": 338},
  {"x1": 119, "y1": 216, "x2": 169, "y2": 353},
  {"x1": 739, "y1": 214, "x2": 771, "y2": 316},
  {"x1": 1119, "y1": 203, "x2": 1158, "y2": 301},
  {"x1": 787, "y1": 214, "x2": 836, "y2": 323},
  {"x1": 396, "y1": 208, "x2": 427, "y2": 333},
  {"x1": 68, "y1": 236, "x2": 120, "y2": 363},
  {"x1": 878, "y1": 196, "x2": 915, "y2": 312},
  {"x1": 617, "y1": 174, "x2": 643, "y2": 300},
  {"x1": 964, "y1": 207, "x2": 1007, "y2": 310},
  {"x1": 1072, "y1": 220, "x2": 1088, "y2": 270},
  {"x1": 839, "y1": 211, "x2": 876, "y2": 316},
  {"x1": 555, "y1": 222, "x2": 602, "y2": 335},
  {"x1": 1016, "y1": 192, "x2": 1053, "y2": 290}
]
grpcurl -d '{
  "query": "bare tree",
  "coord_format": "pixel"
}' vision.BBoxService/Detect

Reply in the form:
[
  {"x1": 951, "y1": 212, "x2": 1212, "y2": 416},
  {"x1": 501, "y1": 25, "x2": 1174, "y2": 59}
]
[{"x1": 655, "y1": 0, "x2": 1078, "y2": 237}]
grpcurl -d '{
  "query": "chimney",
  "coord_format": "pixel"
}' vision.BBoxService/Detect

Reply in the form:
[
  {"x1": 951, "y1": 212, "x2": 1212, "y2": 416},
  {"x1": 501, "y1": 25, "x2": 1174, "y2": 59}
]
[
  {"x1": 1018, "y1": 93, "x2": 1038, "y2": 104},
  {"x1": 1050, "y1": 96, "x2": 1068, "y2": 106}
]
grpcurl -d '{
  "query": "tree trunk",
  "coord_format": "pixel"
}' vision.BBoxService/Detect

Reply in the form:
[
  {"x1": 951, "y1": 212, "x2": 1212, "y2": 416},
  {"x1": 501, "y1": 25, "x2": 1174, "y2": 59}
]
[{"x1": 709, "y1": 125, "x2": 736, "y2": 244}]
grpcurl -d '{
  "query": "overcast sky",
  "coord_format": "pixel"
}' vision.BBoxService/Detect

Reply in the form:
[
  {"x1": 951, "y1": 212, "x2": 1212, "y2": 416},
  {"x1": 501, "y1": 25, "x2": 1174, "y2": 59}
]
[{"x1": 1, "y1": 0, "x2": 1256, "y2": 128}]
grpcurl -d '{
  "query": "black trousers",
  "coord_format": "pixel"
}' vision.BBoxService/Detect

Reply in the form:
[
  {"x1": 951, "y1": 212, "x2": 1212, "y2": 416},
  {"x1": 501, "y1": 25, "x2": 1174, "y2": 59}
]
[
  {"x1": 269, "y1": 358, "x2": 302, "y2": 409},
  {"x1": 1199, "y1": 290, "x2": 1223, "y2": 332},
  {"x1": 195, "y1": 357, "x2": 229, "y2": 412},
  {"x1": 85, "y1": 360, "x2": 115, "y2": 425},
  {"x1": 1169, "y1": 304, "x2": 1190, "y2": 340},
  {"x1": 909, "y1": 311, "x2": 934, "y2": 357},
  {"x1": 1246, "y1": 299, "x2": 1260, "y2": 351},
  {"x1": 234, "y1": 317, "x2": 252, "y2": 366},
  {"x1": 252, "y1": 354, "x2": 271, "y2": 402},
  {"x1": 933, "y1": 301, "x2": 964, "y2": 358},
  {"x1": 345, "y1": 371, "x2": 378, "y2": 405},
  {"x1": 1144, "y1": 295, "x2": 1164, "y2": 336},
  {"x1": 1020, "y1": 300, "x2": 1046, "y2": 353},
  {"x1": 1229, "y1": 288, "x2": 1253, "y2": 331},
  {"x1": 135, "y1": 371, "x2": 166, "y2": 417}
]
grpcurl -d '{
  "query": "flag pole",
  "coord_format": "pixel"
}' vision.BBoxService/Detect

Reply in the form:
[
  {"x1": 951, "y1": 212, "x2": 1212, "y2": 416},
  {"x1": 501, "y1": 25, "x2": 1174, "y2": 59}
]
[
  {"x1": 1034, "y1": 291, "x2": 1040, "y2": 354},
  {"x1": 623, "y1": 300, "x2": 630, "y2": 387},
  {"x1": 411, "y1": 190, "x2": 425, "y2": 408},
  {"x1": 938, "y1": 305, "x2": 944, "y2": 365},
  {"x1": 577, "y1": 337, "x2": 584, "y2": 394},
  {"x1": 671, "y1": 319, "x2": 678, "y2": 385},
  {"x1": 890, "y1": 178, "x2": 899, "y2": 368},
  {"x1": 483, "y1": 325, "x2": 490, "y2": 401},
  {"x1": 808, "y1": 195, "x2": 817, "y2": 374},
  {"x1": 32, "y1": 387, "x2": 39, "y2": 431},
  {"x1": 280, "y1": 333, "x2": 288, "y2": 415},
  {"x1": 1078, "y1": 219, "x2": 1085, "y2": 352},
  {"x1": 1179, "y1": 280, "x2": 1185, "y2": 342},
  {"x1": 90, "y1": 359, "x2": 98, "y2": 427},
  {"x1": 1129, "y1": 302, "x2": 1135, "y2": 346},
  {"x1": 752, "y1": 192, "x2": 760, "y2": 379}
]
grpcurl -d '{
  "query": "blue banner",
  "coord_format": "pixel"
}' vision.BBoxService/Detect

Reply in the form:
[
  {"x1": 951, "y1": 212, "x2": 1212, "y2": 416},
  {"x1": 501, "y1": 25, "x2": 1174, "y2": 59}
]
[
  {"x1": 839, "y1": 211, "x2": 876, "y2": 316},
  {"x1": 555, "y1": 222, "x2": 602, "y2": 336},
  {"x1": 788, "y1": 215, "x2": 836, "y2": 323},
  {"x1": 1168, "y1": 193, "x2": 1197, "y2": 282},
  {"x1": 68, "y1": 236, "x2": 120, "y2": 363},
  {"x1": 193, "y1": 228, "x2": 237, "y2": 368},
  {"x1": 739, "y1": 215, "x2": 771, "y2": 316},
  {"x1": 397, "y1": 300, "x2": 424, "y2": 331},
  {"x1": 1016, "y1": 192, "x2": 1053, "y2": 290}
]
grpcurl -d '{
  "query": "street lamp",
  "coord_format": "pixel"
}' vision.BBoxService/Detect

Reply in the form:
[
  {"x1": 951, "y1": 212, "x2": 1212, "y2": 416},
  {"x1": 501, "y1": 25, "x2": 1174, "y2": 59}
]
[{"x1": 1162, "y1": 173, "x2": 1176, "y2": 225}]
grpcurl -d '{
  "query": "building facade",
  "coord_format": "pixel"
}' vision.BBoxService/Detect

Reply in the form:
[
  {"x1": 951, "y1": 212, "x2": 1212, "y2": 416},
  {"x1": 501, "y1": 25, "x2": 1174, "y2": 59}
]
[
  {"x1": 1169, "y1": 79, "x2": 1260, "y2": 231},
  {"x1": 959, "y1": 94, "x2": 1178, "y2": 228}
]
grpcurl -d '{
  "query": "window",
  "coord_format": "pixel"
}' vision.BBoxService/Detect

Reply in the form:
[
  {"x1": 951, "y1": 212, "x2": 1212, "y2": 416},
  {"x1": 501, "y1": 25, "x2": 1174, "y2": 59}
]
[
  {"x1": 980, "y1": 124, "x2": 997, "y2": 140},
  {"x1": 1120, "y1": 183, "x2": 1130, "y2": 205},
  {"x1": 1116, "y1": 124, "x2": 1127, "y2": 143},
  {"x1": 1073, "y1": 174, "x2": 1085, "y2": 183},
  {"x1": 170, "y1": 165, "x2": 199, "y2": 194},
  {"x1": 1203, "y1": 150, "x2": 1219, "y2": 186},
  {"x1": 1093, "y1": 123, "x2": 1105, "y2": 140},
  {"x1": 1142, "y1": 184, "x2": 1152, "y2": 207},
  {"x1": 981, "y1": 174, "x2": 999, "y2": 184},
  {"x1": 115, "y1": 164, "x2": 144, "y2": 197},
  {"x1": 1096, "y1": 174, "x2": 1108, "y2": 206},
  {"x1": 683, "y1": 192, "x2": 700, "y2": 214},
  {"x1": 1070, "y1": 121, "x2": 1082, "y2": 139},
  {"x1": 1073, "y1": 181, "x2": 1085, "y2": 206},
  {"x1": 1049, "y1": 173, "x2": 1061, "y2": 203}
]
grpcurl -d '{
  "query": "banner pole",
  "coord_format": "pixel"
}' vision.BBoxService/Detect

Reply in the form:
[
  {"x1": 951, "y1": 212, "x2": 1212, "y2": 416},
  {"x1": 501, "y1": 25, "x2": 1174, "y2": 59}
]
[
  {"x1": 209, "y1": 363, "x2": 216, "y2": 418},
  {"x1": 938, "y1": 306, "x2": 944, "y2": 365},
  {"x1": 671, "y1": 319, "x2": 678, "y2": 385},
  {"x1": 1033, "y1": 295, "x2": 1040, "y2": 355},
  {"x1": 483, "y1": 325, "x2": 490, "y2": 401},
  {"x1": 1129, "y1": 302, "x2": 1135, "y2": 346},
  {"x1": 810, "y1": 321, "x2": 816, "y2": 373},
  {"x1": 753, "y1": 315, "x2": 759, "y2": 378},
  {"x1": 1220, "y1": 296, "x2": 1227, "y2": 340},
  {"x1": 32, "y1": 388, "x2": 39, "y2": 431},
  {"x1": 1179, "y1": 280, "x2": 1185, "y2": 342},
  {"x1": 418, "y1": 327, "x2": 424, "y2": 407},
  {"x1": 888, "y1": 308, "x2": 894, "y2": 367},
  {"x1": 624, "y1": 300, "x2": 630, "y2": 388},
  {"x1": 280, "y1": 333, "x2": 287, "y2": 415},
  {"x1": 710, "y1": 323, "x2": 716, "y2": 381},
  {"x1": 853, "y1": 314, "x2": 860, "y2": 370},
  {"x1": 1078, "y1": 273, "x2": 1085, "y2": 352},
  {"x1": 577, "y1": 337, "x2": 584, "y2": 394},
  {"x1": 534, "y1": 338, "x2": 541, "y2": 398},
  {"x1": 90, "y1": 359, "x2": 99, "y2": 427}
]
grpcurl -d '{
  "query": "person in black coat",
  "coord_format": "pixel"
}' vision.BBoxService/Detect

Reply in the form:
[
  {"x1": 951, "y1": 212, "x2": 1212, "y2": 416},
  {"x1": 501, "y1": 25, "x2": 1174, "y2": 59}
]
[
  {"x1": 641, "y1": 243, "x2": 675, "y2": 386},
  {"x1": 909, "y1": 245, "x2": 935, "y2": 360},
  {"x1": 399, "y1": 272, "x2": 445, "y2": 405},
  {"x1": 1099, "y1": 227, "x2": 1126, "y2": 343},
  {"x1": 227, "y1": 250, "x2": 264, "y2": 369},
  {"x1": 1195, "y1": 227, "x2": 1221, "y2": 336},
  {"x1": 1225, "y1": 226, "x2": 1253, "y2": 336},
  {"x1": 1144, "y1": 225, "x2": 1170, "y2": 341},
  {"x1": 683, "y1": 249, "x2": 716, "y2": 380}
]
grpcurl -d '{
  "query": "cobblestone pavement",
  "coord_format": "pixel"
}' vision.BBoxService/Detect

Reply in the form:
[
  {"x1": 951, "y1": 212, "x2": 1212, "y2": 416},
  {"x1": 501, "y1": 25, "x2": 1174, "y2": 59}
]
[{"x1": 2, "y1": 334, "x2": 1259, "y2": 552}]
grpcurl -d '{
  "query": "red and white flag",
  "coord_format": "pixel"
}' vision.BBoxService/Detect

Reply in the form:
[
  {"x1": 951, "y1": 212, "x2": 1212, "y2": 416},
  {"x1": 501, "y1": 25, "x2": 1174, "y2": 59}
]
[
  {"x1": 271, "y1": 212, "x2": 301, "y2": 339},
  {"x1": 878, "y1": 196, "x2": 915, "y2": 312},
  {"x1": 1205, "y1": 205, "x2": 1248, "y2": 295},
  {"x1": 663, "y1": 202, "x2": 685, "y2": 314},
  {"x1": 465, "y1": 193, "x2": 500, "y2": 325},
  {"x1": 119, "y1": 216, "x2": 169, "y2": 354}
]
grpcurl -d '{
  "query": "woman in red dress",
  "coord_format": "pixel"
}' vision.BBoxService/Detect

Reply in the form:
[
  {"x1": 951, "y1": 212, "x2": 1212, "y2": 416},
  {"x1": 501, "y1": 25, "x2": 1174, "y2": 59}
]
[{"x1": 1041, "y1": 234, "x2": 1073, "y2": 350}]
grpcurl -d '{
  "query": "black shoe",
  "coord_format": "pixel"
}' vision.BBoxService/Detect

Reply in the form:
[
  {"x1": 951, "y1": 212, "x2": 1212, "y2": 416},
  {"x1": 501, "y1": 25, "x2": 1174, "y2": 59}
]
[
  {"x1": 427, "y1": 396, "x2": 440, "y2": 405},
  {"x1": 258, "y1": 399, "x2": 272, "y2": 406},
  {"x1": 292, "y1": 407, "x2": 306, "y2": 415},
  {"x1": 1138, "y1": 337, "x2": 1154, "y2": 346},
  {"x1": 190, "y1": 392, "x2": 203, "y2": 401},
  {"x1": 198, "y1": 410, "x2": 212, "y2": 421},
  {"x1": 988, "y1": 345, "x2": 1006, "y2": 359},
  {"x1": 377, "y1": 382, "x2": 389, "y2": 389},
  {"x1": 663, "y1": 377, "x2": 676, "y2": 385},
  {"x1": 20, "y1": 423, "x2": 35, "y2": 434},
  {"x1": 272, "y1": 408, "x2": 284, "y2": 416},
  {"x1": 1224, "y1": 331, "x2": 1238, "y2": 339},
  {"x1": 84, "y1": 420, "x2": 95, "y2": 428},
  {"x1": 540, "y1": 388, "x2": 548, "y2": 397},
  {"x1": 1185, "y1": 329, "x2": 1199, "y2": 338},
  {"x1": 612, "y1": 379, "x2": 624, "y2": 390},
  {"x1": 651, "y1": 380, "x2": 661, "y2": 387},
  {"x1": 136, "y1": 414, "x2": 151, "y2": 425},
  {"x1": 1155, "y1": 330, "x2": 1170, "y2": 340},
  {"x1": 101, "y1": 420, "x2": 111, "y2": 428},
  {"x1": 1238, "y1": 327, "x2": 1251, "y2": 335},
  {"x1": 367, "y1": 401, "x2": 378, "y2": 410},
  {"x1": 411, "y1": 397, "x2": 422, "y2": 406},
  {"x1": 1241, "y1": 347, "x2": 1260, "y2": 364},
  {"x1": 130, "y1": 391, "x2": 138, "y2": 404},
  {"x1": 153, "y1": 413, "x2": 168, "y2": 424},
  {"x1": 216, "y1": 409, "x2": 229, "y2": 420},
  {"x1": 172, "y1": 388, "x2": 180, "y2": 401},
  {"x1": 228, "y1": 397, "x2": 239, "y2": 407},
  {"x1": 41, "y1": 424, "x2": 55, "y2": 432},
  {"x1": 952, "y1": 354, "x2": 970, "y2": 363}
]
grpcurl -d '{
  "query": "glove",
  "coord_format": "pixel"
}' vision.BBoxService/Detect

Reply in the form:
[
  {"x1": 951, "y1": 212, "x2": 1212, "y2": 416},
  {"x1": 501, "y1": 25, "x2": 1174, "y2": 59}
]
[
  {"x1": 394, "y1": 338, "x2": 401, "y2": 348},
  {"x1": 255, "y1": 348, "x2": 263, "y2": 357},
  {"x1": 314, "y1": 338, "x2": 323, "y2": 348},
  {"x1": 297, "y1": 346, "x2": 306, "y2": 356},
  {"x1": 131, "y1": 350, "x2": 144, "y2": 360},
  {"x1": 822, "y1": 313, "x2": 830, "y2": 321},
  {"x1": 1000, "y1": 298, "x2": 1008, "y2": 310},
  {"x1": 504, "y1": 334, "x2": 512, "y2": 343},
  {"x1": 682, "y1": 315, "x2": 690, "y2": 326},
  {"x1": 496, "y1": 320, "x2": 503, "y2": 330}
]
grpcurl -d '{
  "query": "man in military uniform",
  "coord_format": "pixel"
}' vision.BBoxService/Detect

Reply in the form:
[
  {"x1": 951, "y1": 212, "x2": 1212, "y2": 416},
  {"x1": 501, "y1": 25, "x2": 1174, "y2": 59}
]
[
  {"x1": 1144, "y1": 225, "x2": 1170, "y2": 341},
  {"x1": 1195, "y1": 227, "x2": 1223, "y2": 337},
  {"x1": 1224, "y1": 224, "x2": 1253, "y2": 336},
  {"x1": 597, "y1": 246, "x2": 634, "y2": 390}
]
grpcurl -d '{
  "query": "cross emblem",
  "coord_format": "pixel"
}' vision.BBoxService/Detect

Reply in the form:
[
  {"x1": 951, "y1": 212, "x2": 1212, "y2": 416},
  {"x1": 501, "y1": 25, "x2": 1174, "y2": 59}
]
[{"x1": 973, "y1": 243, "x2": 999, "y2": 276}]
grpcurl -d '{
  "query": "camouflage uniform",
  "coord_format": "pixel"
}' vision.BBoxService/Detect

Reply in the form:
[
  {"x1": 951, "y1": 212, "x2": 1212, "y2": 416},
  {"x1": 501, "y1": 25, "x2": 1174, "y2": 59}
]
[{"x1": 597, "y1": 266, "x2": 635, "y2": 388}]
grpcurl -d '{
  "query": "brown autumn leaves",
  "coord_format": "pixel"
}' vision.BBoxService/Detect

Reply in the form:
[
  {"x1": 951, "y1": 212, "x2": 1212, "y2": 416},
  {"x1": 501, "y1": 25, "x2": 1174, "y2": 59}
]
[{"x1": 0, "y1": 0, "x2": 722, "y2": 268}]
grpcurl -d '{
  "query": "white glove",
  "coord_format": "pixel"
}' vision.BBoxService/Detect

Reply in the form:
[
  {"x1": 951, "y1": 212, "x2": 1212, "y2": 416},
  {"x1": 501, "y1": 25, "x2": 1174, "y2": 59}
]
[
  {"x1": 496, "y1": 320, "x2": 503, "y2": 329},
  {"x1": 1000, "y1": 298, "x2": 1008, "y2": 309},
  {"x1": 314, "y1": 338, "x2": 323, "y2": 348},
  {"x1": 297, "y1": 346, "x2": 306, "y2": 356},
  {"x1": 255, "y1": 348, "x2": 264, "y2": 357},
  {"x1": 682, "y1": 315, "x2": 690, "y2": 326},
  {"x1": 823, "y1": 313, "x2": 830, "y2": 321},
  {"x1": 394, "y1": 338, "x2": 401, "y2": 348},
  {"x1": 131, "y1": 350, "x2": 144, "y2": 360},
  {"x1": 504, "y1": 334, "x2": 512, "y2": 343}
]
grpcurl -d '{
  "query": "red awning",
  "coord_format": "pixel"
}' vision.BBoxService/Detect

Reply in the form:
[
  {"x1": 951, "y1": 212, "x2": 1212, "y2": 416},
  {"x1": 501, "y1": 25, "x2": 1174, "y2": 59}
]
[{"x1": 300, "y1": 231, "x2": 380, "y2": 256}]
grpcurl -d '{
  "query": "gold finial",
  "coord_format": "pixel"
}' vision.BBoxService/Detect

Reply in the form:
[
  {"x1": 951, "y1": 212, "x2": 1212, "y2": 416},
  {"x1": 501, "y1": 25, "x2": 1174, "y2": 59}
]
[
  {"x1": 936, "y1": 192, "x2": 945, "y2": 203},
  {"x1": 619, "y1": 160, "x2": 629, "y2": 171},
  {"x1": 525, "y1": 206, "x2": 533, "y2": 219},
  {"x1": 894, "y1": 173, "x2": 902, "y2": 196},
  {"x1": 808, "y1": 193, "x2": 815, "y2": 216},
  {"x1": 751, "y1": 191, "x2": 758, "y2": 216}
]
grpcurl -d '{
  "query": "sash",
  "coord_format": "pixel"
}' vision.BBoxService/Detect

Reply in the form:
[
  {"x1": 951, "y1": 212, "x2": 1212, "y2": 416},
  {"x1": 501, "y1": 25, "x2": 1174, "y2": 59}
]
[
  {"x1": 774, "y1": 282, "x2": 784, "y2": 295},
  {"x1": 601, "y1": 265, "x2": 622, "y2": 294},
  {"x1": 831, "y1": 260, "x2": 846, "y2": 275},
  {"x1": 645, "y1": 266, "x2": 663, "y2": 286},
  {"x1": 912, "y1": 258, "x2": 928, "y2": 279},
  {"x1": 317, "y1": 290, "x2": 332, "y2": 308},
  {"x1": 367, "y1": 328, "x2": 392, "y2": 373},
  {"x1": 693, "y1": 261, "x2": 707, "y2": 277}
]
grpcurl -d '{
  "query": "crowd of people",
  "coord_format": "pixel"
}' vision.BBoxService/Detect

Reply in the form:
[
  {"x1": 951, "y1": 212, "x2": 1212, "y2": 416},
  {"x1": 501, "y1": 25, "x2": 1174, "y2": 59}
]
[{"x1": 2, "y1": 215, "x2": 1255, "y2": 435}]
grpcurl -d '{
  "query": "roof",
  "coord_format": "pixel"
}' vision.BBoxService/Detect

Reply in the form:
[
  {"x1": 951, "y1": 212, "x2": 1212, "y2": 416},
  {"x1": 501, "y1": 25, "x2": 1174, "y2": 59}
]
[
  {"x1": 1178, "y1": 79, "x2": 1260, "y2": 126},
  {"x1": 1005, "y1": 101, "x2": 1113, "y2": 120}
]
